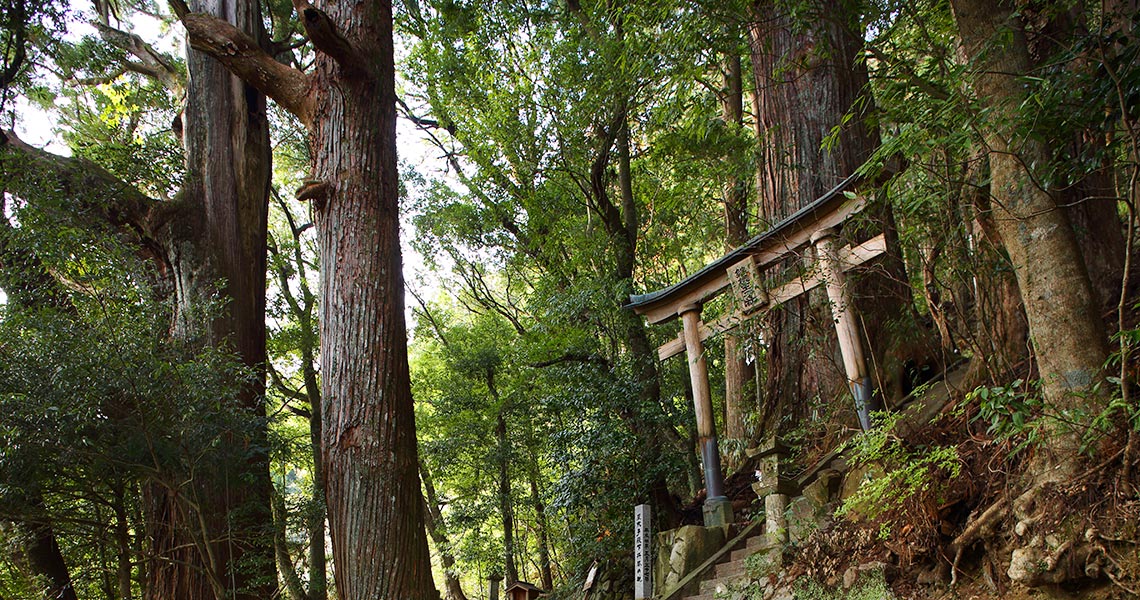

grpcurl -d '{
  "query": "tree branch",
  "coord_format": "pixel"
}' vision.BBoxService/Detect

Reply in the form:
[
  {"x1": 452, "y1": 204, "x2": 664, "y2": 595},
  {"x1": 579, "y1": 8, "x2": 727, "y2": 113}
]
[
  {"x1": 179, "y1": 12, "x2": 314, "y2": 127},
  {"x1": 94, "y1": 22, "x2": 183, "y2": 94},
  {"x1": 294, "y1": 2, "x2": 370, "y2": 77},
  {"x1": 0, "y1": 131, "x2": 165, "y2": 263},
  {"x1": 529, "y1": 353, "x2": 611, "y2": 369}
]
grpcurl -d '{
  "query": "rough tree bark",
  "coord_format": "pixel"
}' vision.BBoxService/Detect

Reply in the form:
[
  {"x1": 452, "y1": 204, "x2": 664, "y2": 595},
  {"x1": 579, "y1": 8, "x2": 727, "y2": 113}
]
[
  {"x1": 950, "y1": 0, "x2": 1110, "y2": 482},
  {"x1": 144, "y1": 0, "x2": 274, "y2": 598},
  {"x1": 178, "y1": 1, "x2": 439, "y2": 597},
  {"x1": 747, "y1": 0, "x2": 910, "y2": 435}
]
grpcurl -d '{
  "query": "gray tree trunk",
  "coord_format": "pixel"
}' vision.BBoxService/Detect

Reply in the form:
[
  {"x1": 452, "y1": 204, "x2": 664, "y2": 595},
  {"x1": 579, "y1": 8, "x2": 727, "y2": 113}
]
[{"x1": 950, "y1": 0, "x2": 1110, "y2": 480}]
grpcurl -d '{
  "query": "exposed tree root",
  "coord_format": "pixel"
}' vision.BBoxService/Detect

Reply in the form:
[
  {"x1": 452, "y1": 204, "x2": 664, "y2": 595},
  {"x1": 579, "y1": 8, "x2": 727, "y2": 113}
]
[{"x1": 947, "y1": 484, "x2": 1049, "y2": 586}]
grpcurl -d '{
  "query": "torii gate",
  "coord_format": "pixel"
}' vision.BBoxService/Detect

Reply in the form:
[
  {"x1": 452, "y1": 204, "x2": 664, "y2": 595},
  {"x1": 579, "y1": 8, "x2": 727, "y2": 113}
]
[{"x1": 627, "y1": 172, "x2": 889, "y2": 527}]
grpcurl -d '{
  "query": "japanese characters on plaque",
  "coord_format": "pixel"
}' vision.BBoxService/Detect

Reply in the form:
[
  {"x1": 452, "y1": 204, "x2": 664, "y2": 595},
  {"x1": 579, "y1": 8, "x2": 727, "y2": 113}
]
[{"x1": 727, "y1": 257, "x2": 767, "y2": 314}]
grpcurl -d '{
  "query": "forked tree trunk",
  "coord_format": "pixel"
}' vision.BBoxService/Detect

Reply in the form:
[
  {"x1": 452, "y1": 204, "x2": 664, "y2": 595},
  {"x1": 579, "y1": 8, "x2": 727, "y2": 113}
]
[
  {"x1": 950, "y1": 0, "x2": 1110, "y2": 480},
  {"x1": 178, "y1": 0, "x2": 440, "y2": 596},
  {"x1": 145, "y1": 0, "x2": 274, "y2": 597}
]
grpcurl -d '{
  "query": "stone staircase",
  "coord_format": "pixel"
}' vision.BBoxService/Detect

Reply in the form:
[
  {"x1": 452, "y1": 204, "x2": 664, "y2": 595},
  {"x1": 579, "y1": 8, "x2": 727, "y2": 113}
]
[{"x1": 671, "y1": 526, "x2": 781, "y2": 600}]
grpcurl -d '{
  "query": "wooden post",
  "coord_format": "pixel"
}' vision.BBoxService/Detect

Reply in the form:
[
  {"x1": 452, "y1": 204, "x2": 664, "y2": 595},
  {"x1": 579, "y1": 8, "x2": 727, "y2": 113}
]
[
  {"x1": 681, "y1": 305, "x2": 733, "y2": 526},
  {"x1": 812, "y1": 229, "x2": 877, "y2": 430}
]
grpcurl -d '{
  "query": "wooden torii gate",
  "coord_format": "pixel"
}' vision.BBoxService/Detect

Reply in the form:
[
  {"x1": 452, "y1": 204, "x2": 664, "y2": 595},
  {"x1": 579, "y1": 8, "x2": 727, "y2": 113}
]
[{"x1": 627, "y1": 172, "x2": 889, "y2": 527}]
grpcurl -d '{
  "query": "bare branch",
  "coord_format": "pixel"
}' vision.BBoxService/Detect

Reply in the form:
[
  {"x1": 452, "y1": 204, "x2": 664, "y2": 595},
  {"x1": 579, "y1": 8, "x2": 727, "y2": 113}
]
[
  {"x1": 408, "y1": 286, "x2": 449, "y2": 346},
  {"x1": 179, "y1": 12, "x2": 314, "y2": 127},
  {"x1": 396, "y1": 96, "x2": 452, "y2": 133}
]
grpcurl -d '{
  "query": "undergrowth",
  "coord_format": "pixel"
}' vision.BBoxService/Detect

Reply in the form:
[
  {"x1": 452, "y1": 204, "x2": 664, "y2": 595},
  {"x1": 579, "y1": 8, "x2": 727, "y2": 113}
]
[{"x1": 834, "y1": 411, "x2": 961, "y2": 535}]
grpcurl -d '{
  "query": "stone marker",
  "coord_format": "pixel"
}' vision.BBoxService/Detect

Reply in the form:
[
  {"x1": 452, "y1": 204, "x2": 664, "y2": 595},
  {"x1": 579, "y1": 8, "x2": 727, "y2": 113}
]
[{"x1": 634, "y1": 504, "x2": 653, "y2": 599}]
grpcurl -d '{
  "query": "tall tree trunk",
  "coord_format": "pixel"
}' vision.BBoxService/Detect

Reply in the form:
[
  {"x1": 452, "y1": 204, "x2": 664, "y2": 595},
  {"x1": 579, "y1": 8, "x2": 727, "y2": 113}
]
[
  {"x1": 747, "y1": 0, "x2": 905, "y2": 435},
  {"x1": 307, "y1": 2, "x2": 438, "y2": 598},
  {"x1": 273, "y1": 490, "x2": 309, "y2": 600},
  {"x1": 300, "y1": 291, "x2": 327, "y2": 600},
  {"x1": 305, "y1": 386, "x2": 328, "y2": 600},
  {"x1": 1027, "y1": 5, "x2": 1127, "y2": 310},
  {"x1": 271, "y1": 197, "x2": 328, "y2": 600},
  {"x1": 489, "y1": 370, "x2": 518, "y2": 585},
  {"x1": 950, "y1": 0, "x2": 1110, "y2": 481},
  {"x1": 720, "y1": 49, "x2": 753, "y2": 446},
  {"x1": 528, "y1": 458, "x2": 556, "y2": 588},
  {"x1": 420, "y1": 462, "x2": 470, "y2": 600},
  {"x1": 146, "y1": 0, "x2": 274, "y2": 597}
]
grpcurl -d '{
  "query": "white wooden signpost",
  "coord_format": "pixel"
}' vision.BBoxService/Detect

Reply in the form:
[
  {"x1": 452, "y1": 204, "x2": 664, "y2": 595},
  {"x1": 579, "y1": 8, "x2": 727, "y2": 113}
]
[{"x1": 634, "y1": 504, "x2": 652, "y2": 600}]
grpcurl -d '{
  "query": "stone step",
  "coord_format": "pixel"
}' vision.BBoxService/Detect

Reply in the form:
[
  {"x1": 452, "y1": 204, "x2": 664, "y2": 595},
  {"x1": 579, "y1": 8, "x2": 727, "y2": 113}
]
[
  {"x1": 730, "y1": 546, "x2": 757, "y2": 562},
  {"x1": 699, "y1": 574, "x2": 747, "y2": 596},
  {"x1": 714, "y1": 558, "x2": 746, "y2": 578},
  {"x1": 746, "y1": 533, "x2": 772, "y2": 549}
]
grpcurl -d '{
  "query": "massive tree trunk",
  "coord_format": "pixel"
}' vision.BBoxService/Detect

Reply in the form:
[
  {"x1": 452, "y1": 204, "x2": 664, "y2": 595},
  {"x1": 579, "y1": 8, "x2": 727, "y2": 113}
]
[
  {"x1": 179, "y1": 0, "x2": 440, "y2": 596},
  {"x1": 950, "y1": 0, "x2": 1110, "y2": 481},
  {"x1": 307, "y1": 3, "x2": 437, "y2": 598},
  {"x1": 747, "y1": 0, "x2": 908, "y2": 436},
  {"x1": 145, "y1": 1, "x2": 274, "y2": 598}
]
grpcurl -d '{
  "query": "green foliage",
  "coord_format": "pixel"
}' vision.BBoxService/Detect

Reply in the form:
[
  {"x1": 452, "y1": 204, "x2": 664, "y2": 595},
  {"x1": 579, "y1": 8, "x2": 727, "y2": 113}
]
[
  {"x1": 969, "y1": 379, "x2": 1043, "y2": 453},
  {"x1": 791, "y1": 569, "x2": 896, "y2": 600},
  {"x1": 0, "y1": 259, "x2": 258, "y2": 598},
  {"x1": 835, "y1": 412, "x2": 960, "y2": 528}
]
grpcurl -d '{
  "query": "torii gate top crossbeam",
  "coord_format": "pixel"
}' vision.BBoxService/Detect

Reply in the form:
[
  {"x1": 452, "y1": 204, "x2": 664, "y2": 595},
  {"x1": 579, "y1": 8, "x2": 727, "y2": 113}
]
[{"x1": 626, "y1": 171, "x2": 872, "y2": 324}]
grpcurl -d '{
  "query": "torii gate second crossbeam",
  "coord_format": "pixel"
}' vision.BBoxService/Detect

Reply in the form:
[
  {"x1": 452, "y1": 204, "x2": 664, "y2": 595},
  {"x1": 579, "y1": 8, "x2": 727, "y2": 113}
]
[{"x1": 626, "y1": 172, "x2": 890, "y2": 527}]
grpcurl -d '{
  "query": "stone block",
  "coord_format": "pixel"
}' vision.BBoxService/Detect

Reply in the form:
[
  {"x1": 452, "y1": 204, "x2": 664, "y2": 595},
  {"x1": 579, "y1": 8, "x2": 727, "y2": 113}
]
[
  {"x1": 703, "y1": 496, "x2": 734, "y2": 527},
  {"x1": 787, "y1": 497, "x2": 820, "y2": 544},
  {"x1": 653, "y1": 524, "x2": 729, "y2": 598}
]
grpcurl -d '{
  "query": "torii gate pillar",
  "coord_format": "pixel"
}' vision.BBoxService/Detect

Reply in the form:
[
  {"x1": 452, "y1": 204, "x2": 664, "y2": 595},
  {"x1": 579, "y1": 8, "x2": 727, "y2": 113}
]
[
  {"x1": 812, "y1": 229, "x2": 878, "y2": 430},
  {"x1": 680, "y1": 304, "x2": 733, "y2": 526}
]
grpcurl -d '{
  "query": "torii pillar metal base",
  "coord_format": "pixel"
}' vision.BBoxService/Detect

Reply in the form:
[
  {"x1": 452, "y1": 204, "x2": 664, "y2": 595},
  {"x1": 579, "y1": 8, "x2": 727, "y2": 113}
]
[
  {"x1": 812, "y1": 229, "x2": 878, "y2": 430},
  {"x1": 681, "y1": 305, "x2": 734, "y2": 527}
]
